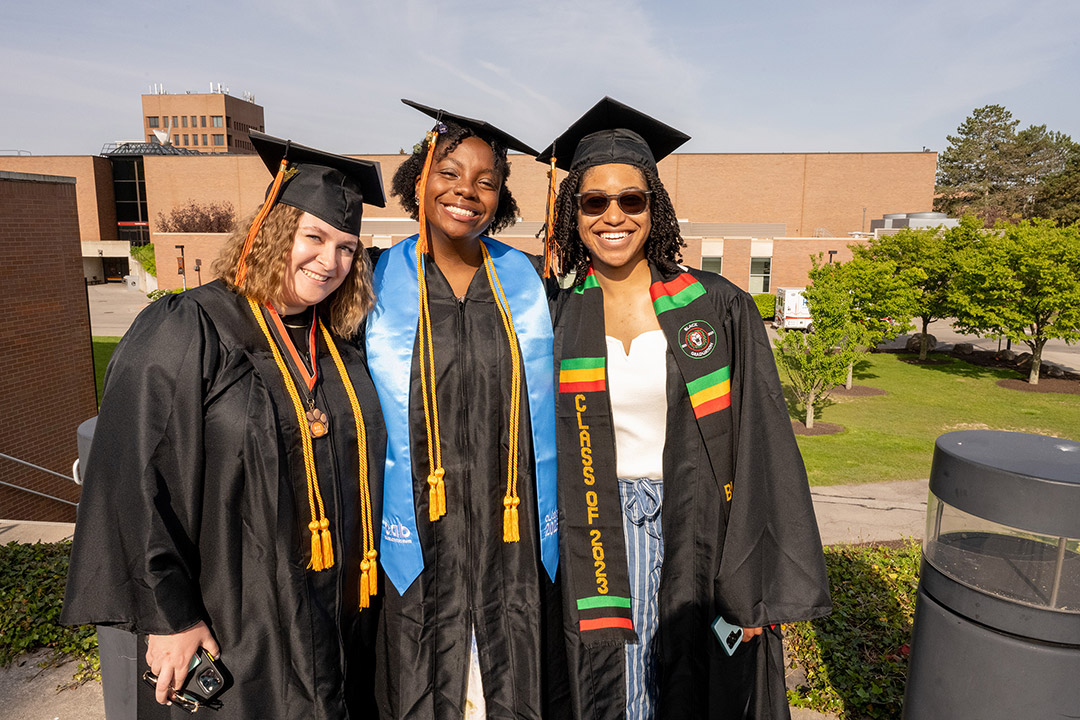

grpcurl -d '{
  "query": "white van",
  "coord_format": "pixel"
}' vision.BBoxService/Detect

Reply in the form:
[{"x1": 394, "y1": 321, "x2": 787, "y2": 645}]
[{"x1": 773, "y1": 287, "x2": 812, "y2": 330}]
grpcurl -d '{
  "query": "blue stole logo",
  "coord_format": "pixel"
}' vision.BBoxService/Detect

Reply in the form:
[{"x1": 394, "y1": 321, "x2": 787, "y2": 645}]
[{"x1": 366, "y1": 235, "x2": 559, "y2": 593}]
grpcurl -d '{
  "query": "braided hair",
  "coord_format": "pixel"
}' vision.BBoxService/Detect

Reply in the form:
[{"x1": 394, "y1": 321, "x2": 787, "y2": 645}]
[
  {"x1": 553, "y1": 164, "x2": 685, "y2": 284},
  {"x1": 390, "y1": 121, "x2": 520, "y2": 235}
]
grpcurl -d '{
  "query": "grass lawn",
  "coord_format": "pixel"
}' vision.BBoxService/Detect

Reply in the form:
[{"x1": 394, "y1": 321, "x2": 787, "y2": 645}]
[
  {"x1": 787, "y1": 352, "x2": 1080, "y2": 486},
  {"x1": 91, "y1": 337, "x2": 120, "y2": 406}
]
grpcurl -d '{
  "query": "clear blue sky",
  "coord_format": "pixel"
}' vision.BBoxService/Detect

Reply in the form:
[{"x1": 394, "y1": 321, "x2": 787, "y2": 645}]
[{"x1": 2, "y1": 0, "x2": 1077, "y2": 157}]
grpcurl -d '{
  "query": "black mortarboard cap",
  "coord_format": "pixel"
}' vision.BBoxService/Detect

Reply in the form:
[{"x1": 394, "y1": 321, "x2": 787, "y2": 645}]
[
  {"x1": 402, "y1": 99, "x2": 539, "y2": 156},
  {"x1": 249, "y1": 131, "x2": 386, "y2": 236},
  {"x1": 536, "y1": 97, "x2": 690, "y2": 173}
]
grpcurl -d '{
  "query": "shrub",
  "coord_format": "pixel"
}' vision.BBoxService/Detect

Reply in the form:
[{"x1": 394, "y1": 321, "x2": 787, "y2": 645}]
[
  {"x1": 754, "y1": 292, "x2": 775, "y2": 320},
  {"x1": 147, "y1": 288, "x2": 183, "y2": 302},
  {"x1": 0, "y1": 542, "x2": 99, "y2": 683},
  {"x1": 156, "y1": 200, "x2": 236, "y2": 233},
  {"x1": 786, "y1": 540, "x2": 921, "y2": 719},
  {"x1": 130, "y1": 243, "x2": 156, "y2": 277}
]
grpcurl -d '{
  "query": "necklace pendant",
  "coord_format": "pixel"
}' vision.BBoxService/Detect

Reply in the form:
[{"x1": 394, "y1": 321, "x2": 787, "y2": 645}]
[{"x1": 306, "y1": 408, "x2": 329, "y2": 438}]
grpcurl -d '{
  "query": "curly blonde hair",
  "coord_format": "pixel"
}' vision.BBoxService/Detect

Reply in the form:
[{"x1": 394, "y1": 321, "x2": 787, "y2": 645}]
[{"x1": 213, "y1": 203, "x2": 374, "y2": 338}]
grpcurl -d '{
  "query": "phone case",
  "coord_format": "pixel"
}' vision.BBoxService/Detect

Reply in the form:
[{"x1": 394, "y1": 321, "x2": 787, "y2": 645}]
[{"x1": 711, "y1": 615, "x2": 743, "y2": 656}]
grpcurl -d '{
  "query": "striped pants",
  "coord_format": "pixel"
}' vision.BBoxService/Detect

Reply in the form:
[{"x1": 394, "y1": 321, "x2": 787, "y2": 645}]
[{"x1": 618, "y1": 477, "x2": 665, "y2": 720}]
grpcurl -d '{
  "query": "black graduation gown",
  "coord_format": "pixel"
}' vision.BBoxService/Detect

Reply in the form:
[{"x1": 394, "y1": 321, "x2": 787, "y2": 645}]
[
  {"x1": 62, "y1": 280, "x2": 386, "y2": 720},
  {"x1": 554, "y1": 269, "x2": 831, "y2": 720},
  {"x1": 373, "y1": 256, "x2": 568, "y2": 720}
]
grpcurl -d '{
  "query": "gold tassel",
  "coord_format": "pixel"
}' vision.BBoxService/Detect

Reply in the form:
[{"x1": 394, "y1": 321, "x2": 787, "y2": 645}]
[
  {"x1": 503, "y1": 496, "x2": 520, "y2": 543},
  {"x1": 367, "y1": 550, "x2": 378, "y2": 597},
  {"x1": 542, "y1": 156, "x2": 559, "y2": 278},
  {"x1": 427, "y1": 467, "x2": 446, "y2": 521},
  {"x1": 309, "y1": 520, "x2": 324, "y2": 571},
  {"x1": 359, "y1": 558, "x2": 371, "y2": 609},
  {"x1": 319, "y1": 517, "x2": 334, "y2": 569},
  {"x1": 415, "y1": 131, "x2": 439, "y2": 255}
]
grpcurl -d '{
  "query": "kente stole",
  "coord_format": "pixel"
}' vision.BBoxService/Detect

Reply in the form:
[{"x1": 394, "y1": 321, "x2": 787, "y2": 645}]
[{"x1": 557, "y1": 265, "x2": 733, "y2": 646}]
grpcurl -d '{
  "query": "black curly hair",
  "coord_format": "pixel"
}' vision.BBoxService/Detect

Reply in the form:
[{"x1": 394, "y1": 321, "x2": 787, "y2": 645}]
[
  {"x1": 390, "y1": 121, "x2": 520, "y2": 235},
  {"x1": 552, "y1": 163, "x2": 685, "y2": 284}
]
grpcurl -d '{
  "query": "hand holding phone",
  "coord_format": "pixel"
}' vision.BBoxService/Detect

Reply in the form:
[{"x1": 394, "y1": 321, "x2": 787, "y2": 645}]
[{"x1": 711, "y1": 615, "x2": 744, "y2": 656}]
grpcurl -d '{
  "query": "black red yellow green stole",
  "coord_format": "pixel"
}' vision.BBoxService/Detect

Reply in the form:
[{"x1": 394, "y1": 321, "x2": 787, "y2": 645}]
[{"x1": 557, "y1": 264, "x2": 733, "y2": 647}]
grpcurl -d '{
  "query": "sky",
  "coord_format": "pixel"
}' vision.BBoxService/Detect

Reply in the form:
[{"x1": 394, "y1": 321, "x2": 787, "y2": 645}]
[{"x1": 2, "y1": 0, "x2": 1077, "y2": 158}]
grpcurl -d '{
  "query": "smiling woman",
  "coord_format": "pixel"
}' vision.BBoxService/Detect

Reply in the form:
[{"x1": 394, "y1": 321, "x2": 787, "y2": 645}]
[
  {"x1": 367, "y1": 100, "x2": 566, "y2": 720},
  {"x1": 544, "y1": 98, "x2": 831, "y2": 720},
  {"x1": 62, "y1": 132, "x2": 389, "y2": 719}
]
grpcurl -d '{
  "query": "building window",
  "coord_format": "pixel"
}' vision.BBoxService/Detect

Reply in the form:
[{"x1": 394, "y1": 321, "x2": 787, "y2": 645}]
[
  {"x1": 201, "y1": 116, "x2": 206, "y2": 127},
  {"x1": 202, "y1": 134, "x2": 208, "y2": 145},
  {"x1": 749, "y1": 257, "x2": 772, "y2": 294},
  {"x1": 211, "y1": 116, "x2": 223, "y2": 127},
  {"x1": 181, "y1": 116, "x2": 188, "y2": 128},
  {"x1": 191, "y1": 115, "x2": 197, "y2": 127},
  {"x1": 172, "y1": 116, "x2": 178, "y2": 127},
  {"x1": 174, "y1": 134, "x2": 180, "y2": 145},
  {"x1": 192, "y1": 134, "x2": 198, "y2": 146},
  {"x1": 183, "y1": 134, "x2": 189, "y2": 145},
  {"x1": 701, "y1": 257, "x2": 723, "y2": 275},
  {"x1": 147, "y1": 116, "x2": 159, "y2": 128},
  {"x1": 213, "y1": 134, "x2": 225, "y2": 146}
]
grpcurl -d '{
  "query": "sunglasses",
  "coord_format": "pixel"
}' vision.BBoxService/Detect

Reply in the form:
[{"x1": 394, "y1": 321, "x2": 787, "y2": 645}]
[{"x1": 575, "y1": 189, "x2": 652, "y2": 216}]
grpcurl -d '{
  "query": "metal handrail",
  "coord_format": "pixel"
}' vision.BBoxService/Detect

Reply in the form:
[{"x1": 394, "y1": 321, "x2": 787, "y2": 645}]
[{"x1": 0, "y1": 452, "x2": 79, "y2": 507}]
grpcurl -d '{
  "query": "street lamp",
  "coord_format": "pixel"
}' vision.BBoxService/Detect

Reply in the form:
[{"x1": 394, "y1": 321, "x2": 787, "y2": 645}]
[
  {"x1": 828, "y1": 250, "x2": 838, "y2": 264},
  {"x1": 194, "y1": 258, "x2": 202, "y2": 287}
]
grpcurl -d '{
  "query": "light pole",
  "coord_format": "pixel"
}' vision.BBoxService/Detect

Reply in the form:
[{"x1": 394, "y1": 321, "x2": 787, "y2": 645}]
[
  {"x1": 194, "y1": 258, "x2": 202, "y2": 286},
  {"x1": 175, "y1": 244, "x2": 187, "y2": 291}
]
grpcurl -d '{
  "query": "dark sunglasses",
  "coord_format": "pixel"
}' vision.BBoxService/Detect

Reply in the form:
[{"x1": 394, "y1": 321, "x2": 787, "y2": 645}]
[{"x1": 575, "y1": 189, "x2": 652, "y2": 216}]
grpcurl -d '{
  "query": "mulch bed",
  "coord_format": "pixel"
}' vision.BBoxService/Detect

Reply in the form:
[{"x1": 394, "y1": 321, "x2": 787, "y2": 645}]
[
  {"x1": 791, "y1": 420, "x2": 844, "y2": 436},
  {"x1": 996, "y1": 377, "x2": 1080, "y2": 395},
  {"x1": 829, "y1": 385, "x2": 887, "y2": 398}
]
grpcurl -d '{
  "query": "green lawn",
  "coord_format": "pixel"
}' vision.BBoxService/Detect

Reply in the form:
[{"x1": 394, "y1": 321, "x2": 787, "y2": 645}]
[
  {"x1": 91, "y1": 337, "x2": 120, "y2": 406},
  {"x1": 786, "y1": 353, "x2": 1080, "y2": 486}
]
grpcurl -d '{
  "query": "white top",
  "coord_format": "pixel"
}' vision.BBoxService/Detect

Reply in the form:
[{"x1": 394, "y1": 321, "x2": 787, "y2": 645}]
[{"x1": 606, "y1": 331, "x2": 668, "y2": 480}]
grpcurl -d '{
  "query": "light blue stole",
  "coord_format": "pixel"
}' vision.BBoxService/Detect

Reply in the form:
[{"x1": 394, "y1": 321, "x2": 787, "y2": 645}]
[{"x1": 366, "y1": 234, "x2": 558, "y2": 593}]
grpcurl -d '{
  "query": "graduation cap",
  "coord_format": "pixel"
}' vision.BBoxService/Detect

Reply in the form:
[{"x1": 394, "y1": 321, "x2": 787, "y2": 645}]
[
  {"x1": 249, "y1": 130, "x2": 386, "y2": 236},
  {"x1": 536, "y1": 96, "x2": 690, "y2": 174},
  {"x1": 402, "y1": 99, "x2": 539, "y2": 156}
]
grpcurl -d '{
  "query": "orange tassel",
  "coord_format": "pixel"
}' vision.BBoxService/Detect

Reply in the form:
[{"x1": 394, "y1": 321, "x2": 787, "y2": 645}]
[
  {"x1": 309, "y1": 520, "x2": 324, "y2": 571},
  {"x1": 542, "y1": 157, "x2": 559, "y2": 278},
  {"x1": 415, "y1": 131, "x2": 440, "y2": 255},
  {"x1": 236, "y1": 157, "x2": 289, "y2": 289},
  {"x1": 503, "y1": 496, "x2": 520, "y2": 543},
  {"x1": 319, "y1": 518, "x2": 334, "y2": 569}
]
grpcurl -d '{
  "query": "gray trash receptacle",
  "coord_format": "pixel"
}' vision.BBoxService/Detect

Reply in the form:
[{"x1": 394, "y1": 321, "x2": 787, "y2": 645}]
[
  {"x1": 77, "y1": 417, "x2": 138, "y2": 720},
  {"x1": 902, "y1": 430, "x2": 1080, "y2": 719}
]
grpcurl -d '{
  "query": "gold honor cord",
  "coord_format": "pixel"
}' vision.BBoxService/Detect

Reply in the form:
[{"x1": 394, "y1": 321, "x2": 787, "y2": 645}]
[
  {"x1": 481, "y1": 244, "x2": 524, "y2": 543},
  {"x1": 415, "y1": 129, "x2": 448, "y2": 522},
  {"x1": 248, "y1": 298, "x2": 333, "y2": 570},
  {"x1": 319, "y1": 323, "x2": 378, "y2": 608}
]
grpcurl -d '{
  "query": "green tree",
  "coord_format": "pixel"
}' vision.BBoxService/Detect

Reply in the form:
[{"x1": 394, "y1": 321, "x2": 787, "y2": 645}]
[
  {"x1": 129, "y1": 243, "x2": 156, "y2": 277},
  {"x1": 935, "y1": 104, "x2": 1020, "y2": 223},
  {"x1": 776, "y1": 259, "x2": 864, "y2": 428},
  {"x1": 950, "y1": 220, "x2": 1080, "y2": 384},
  {"x1": 853, "y1": 221, "x2": 983, "y2": 361},
  {"x1": 1033, "y1": 153, "x2": 1080, "y2": 225},
  {"x1": 809, "y1": 255, "x2": 920, "y2": 388}
]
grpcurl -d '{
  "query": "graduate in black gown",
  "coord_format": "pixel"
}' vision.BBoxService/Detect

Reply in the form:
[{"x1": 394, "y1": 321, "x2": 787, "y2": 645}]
[
  {"x1": 366, "y1": 101, "x2": 566, "y2": 720},
  {"x1": 62, "y1": 132, "x2": 387, "y2": 719},
  {"x1": 541, "y1": 98, "x2": 831, "y2": 719}
]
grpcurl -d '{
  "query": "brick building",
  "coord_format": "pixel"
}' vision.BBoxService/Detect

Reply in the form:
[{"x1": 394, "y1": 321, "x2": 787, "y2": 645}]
[
  {"x1": 0, "y1": 171, "x2": 97, "y2": 522},
  {"x1": 0, "y1": 148, "x2": 938, "y2": 294},
  {"x1": 141, "y1": 87, "x2": 264, "y2": 154}
]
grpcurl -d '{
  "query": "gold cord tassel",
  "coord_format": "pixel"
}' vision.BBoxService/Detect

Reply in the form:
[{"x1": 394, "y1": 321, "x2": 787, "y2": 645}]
[
  {"x1": 319, "y1": 517, "x2": 333, "y2": 568},
  {"x1": 427, "y1": 467, "x2": 446, "y2": 522},
  {"x1": 366, "y1": 549, "x2": 378, "y2": 597},
  {"x1": 309, "y1": 520, "x2": 325, "y2": 571},
  {"x1": 359, "y1": 558, "x2": 372, "y2": 609},
  {"x1": 503, "y1": 496, "x2": 521, "y2": 542}
]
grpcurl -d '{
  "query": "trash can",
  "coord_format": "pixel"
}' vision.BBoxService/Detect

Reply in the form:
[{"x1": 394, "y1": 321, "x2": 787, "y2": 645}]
[
  {"x1": 77, "y1": 417, "x2": 138, "y2": 720},
  {"x1": 902, "y1": 430, "x2": 1080, "y2": 719}
]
